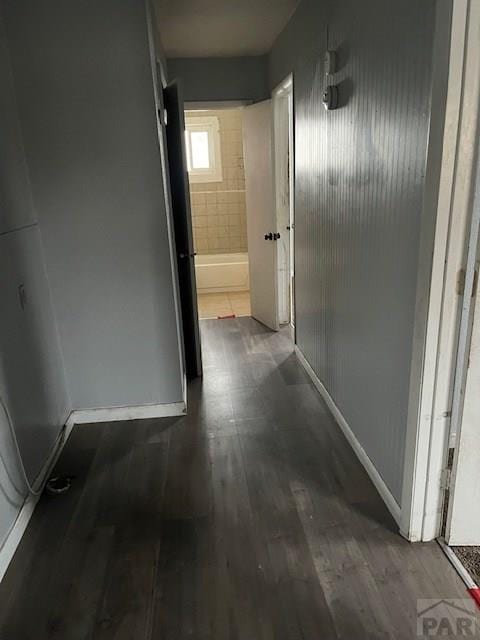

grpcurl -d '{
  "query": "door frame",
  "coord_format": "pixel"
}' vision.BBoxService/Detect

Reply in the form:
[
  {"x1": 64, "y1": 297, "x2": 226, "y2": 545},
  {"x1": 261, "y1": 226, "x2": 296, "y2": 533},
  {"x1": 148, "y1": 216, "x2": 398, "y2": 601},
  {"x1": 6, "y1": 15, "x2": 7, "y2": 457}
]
[
  {"x1": 272, "y1": 74, "x2": 295, "y2": 328},
  {"x1": 445, "y1": 153, "x2": 480, "y2": 544},
  {"x1": 146, "y1": 1, "x2": 187, "y2": 403},
  {"x1": 400, "y1": 0, "x2": 480, "y2": 541},
  {"x1": 164, "y1": 81, "x2": 203, "y2": 379}
]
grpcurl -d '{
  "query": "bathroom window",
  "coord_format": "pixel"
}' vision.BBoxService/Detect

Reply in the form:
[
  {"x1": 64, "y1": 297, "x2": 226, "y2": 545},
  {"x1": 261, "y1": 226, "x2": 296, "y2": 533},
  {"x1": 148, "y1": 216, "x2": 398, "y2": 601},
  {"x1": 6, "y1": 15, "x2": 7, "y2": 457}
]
[{"x1": 185, "y1": 116, "x2": 223, "y2": 183}]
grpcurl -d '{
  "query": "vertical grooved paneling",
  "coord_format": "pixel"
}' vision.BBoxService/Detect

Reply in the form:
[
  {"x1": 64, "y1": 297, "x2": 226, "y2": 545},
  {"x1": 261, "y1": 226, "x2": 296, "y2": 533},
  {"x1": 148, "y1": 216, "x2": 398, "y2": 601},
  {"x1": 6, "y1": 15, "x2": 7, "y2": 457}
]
[{"x1": 274, "y1": 0, "x2": 437, "y2": 502}]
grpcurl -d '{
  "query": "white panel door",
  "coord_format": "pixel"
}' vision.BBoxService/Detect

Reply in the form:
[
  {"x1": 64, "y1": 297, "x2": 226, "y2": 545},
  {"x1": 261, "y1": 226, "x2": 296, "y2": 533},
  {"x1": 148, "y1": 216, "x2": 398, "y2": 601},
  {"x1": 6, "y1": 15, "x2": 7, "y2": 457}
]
[{"x1": 243, "y1": 100, "x2": 278, "y2": 331}]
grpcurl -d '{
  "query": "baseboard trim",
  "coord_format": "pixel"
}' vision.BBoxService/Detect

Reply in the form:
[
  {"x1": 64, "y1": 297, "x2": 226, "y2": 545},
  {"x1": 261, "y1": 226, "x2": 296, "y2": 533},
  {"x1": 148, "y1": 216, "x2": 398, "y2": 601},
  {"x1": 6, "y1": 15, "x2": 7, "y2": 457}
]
[
  {"x1": 294, "y1": 345, "x2": 402, "y2": 526},
  {"x1": 0, "y1": 417, "x2": 74, "y2": 584},
  {"x1": 66, "y1": 401, "x2": 186, "y2": 427},
  {"x1": 1, "y1": 398, "x2": 185, "y2": 581},
  {"x1": 0, "y1": 495, "x2": 38, "y2": 584}
]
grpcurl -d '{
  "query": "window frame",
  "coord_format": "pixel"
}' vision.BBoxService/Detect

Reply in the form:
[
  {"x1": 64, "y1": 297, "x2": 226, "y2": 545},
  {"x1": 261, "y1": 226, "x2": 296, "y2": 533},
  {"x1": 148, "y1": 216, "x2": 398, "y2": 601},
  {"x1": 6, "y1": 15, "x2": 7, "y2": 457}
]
[{"x1": 184, "y1": 115, "x2": 223, "y2": 183}]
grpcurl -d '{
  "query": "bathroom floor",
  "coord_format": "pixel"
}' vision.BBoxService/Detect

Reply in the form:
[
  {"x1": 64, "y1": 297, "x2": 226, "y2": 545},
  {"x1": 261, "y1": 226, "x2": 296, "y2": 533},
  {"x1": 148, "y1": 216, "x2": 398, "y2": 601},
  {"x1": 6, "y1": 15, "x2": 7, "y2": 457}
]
[{"x1": 197, "y1": 291, "x2": 251, "y2": 319}]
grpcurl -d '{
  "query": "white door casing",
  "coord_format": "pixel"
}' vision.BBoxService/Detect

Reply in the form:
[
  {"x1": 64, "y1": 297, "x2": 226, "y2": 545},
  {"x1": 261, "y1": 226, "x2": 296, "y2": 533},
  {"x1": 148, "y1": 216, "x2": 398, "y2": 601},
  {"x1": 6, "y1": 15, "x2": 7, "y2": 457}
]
[
  {"x1": 446, "y1": 159, "x2": 480, "y2": 545},
  {"x1": 447, "y1": 270, "x2": 480, "y2": 545},
  {"x1": 399, "y1": 0, "x2": 478, "y2": 542}
]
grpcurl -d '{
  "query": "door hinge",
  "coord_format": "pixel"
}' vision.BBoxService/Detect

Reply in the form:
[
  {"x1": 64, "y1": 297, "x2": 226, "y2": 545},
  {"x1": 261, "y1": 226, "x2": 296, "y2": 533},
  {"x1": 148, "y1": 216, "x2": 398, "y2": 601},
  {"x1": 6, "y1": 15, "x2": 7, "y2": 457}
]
[
  {"x1": 457, "y1": 267, "x2": 479, "y2": 297},
  {"x1": 440, "y1": 468, "x2": 452, "y2": 491}
]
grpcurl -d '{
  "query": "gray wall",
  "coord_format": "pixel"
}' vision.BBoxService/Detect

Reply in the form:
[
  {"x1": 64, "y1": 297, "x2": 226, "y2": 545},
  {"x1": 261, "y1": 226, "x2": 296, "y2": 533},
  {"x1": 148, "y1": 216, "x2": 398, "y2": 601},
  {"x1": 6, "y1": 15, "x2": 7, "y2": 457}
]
[
  {"x1": 0, "y1": 9, "x2": 69, "y2": 548},
  {"x1": 269, "y1": 0, "x2": 442, "y2": 502},
  {"x1": 0, "y1": 15, "x2": 35, "y2": 235},
  {"x1": 0, "y1": 228, "x2": 70, "y2": 481},
  {"x1": 2, "y1": 0, "x2": 184, "y2": 410},
  {"x1": 168, "y1": 56, "x2": 269, "y2": 103}
]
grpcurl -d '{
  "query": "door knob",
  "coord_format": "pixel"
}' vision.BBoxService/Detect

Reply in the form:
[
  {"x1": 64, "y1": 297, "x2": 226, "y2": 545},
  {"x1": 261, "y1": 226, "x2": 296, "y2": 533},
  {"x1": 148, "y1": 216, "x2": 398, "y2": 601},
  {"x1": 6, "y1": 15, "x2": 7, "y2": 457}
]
[
  {"x1": 273, "y1": 232, "x2": 281, "y2": 240},
  {"x1": 264, "y1": 232, "x2": 273, "y2": 240}
]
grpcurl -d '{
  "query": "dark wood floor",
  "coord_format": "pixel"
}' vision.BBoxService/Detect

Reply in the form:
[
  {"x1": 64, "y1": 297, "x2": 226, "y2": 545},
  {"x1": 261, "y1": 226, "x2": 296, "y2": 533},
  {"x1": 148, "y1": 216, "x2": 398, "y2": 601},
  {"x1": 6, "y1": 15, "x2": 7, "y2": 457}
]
[{"x1": 0, "y1": 318, "x2": 470, "y2": 639}]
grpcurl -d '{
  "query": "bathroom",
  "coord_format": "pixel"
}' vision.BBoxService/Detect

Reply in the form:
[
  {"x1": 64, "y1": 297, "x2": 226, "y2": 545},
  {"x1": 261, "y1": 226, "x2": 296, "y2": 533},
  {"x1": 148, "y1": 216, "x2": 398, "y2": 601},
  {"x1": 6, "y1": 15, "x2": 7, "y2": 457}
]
[{"x1": 185, "y1": 107, "x2": 251, "y2": 320}]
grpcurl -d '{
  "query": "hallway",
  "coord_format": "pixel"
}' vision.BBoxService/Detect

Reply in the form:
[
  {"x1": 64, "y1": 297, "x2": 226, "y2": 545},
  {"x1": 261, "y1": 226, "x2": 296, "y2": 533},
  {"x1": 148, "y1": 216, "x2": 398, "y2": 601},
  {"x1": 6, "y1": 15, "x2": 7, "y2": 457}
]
[{"x1": 0, "y1": 318, "x2": 469, "y2": 639}]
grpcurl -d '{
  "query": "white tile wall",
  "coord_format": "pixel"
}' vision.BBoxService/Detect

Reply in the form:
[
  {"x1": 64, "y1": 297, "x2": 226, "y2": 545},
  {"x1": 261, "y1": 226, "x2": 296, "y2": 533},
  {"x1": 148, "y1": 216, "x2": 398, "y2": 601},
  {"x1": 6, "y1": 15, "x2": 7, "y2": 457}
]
[{"x1": 188, "y1": 108, "x2": 248, "y2": 255}]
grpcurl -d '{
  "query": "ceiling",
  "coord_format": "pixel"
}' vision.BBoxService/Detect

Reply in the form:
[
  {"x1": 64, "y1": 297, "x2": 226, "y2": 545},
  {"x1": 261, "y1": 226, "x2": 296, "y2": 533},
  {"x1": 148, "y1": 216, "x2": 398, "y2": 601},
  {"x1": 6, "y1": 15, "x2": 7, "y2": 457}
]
[{"x1": 154, "y1": 0, "x2": 300, "y2": 58}]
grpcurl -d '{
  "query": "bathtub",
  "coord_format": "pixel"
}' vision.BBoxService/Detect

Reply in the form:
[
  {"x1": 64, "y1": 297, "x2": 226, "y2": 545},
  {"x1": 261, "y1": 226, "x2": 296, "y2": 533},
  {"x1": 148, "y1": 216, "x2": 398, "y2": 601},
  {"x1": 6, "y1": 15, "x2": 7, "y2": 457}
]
[{"x1": 195, "y1": 253, "x2": 250, "y2": 294}]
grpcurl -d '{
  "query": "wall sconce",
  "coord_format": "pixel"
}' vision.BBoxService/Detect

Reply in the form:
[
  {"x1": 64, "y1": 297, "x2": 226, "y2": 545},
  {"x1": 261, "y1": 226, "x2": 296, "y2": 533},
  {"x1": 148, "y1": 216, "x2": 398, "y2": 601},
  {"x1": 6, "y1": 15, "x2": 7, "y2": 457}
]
[{"x1": 323, "y1": 49, "x2": 339, "y2": 110}]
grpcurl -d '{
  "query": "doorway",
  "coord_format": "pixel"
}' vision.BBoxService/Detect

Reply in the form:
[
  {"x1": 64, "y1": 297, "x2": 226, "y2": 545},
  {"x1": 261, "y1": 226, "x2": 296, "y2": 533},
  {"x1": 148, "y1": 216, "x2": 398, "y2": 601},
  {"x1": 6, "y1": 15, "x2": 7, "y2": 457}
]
[
  {"x1": 185, "y1": 107, "x2": 251, "y2": 321},
  {"x1": 182, "y1": 92, "x2": 295, "y2": 331},
  {"x1": 400, "y1": 0, "x2": 480, "y2": 547}
]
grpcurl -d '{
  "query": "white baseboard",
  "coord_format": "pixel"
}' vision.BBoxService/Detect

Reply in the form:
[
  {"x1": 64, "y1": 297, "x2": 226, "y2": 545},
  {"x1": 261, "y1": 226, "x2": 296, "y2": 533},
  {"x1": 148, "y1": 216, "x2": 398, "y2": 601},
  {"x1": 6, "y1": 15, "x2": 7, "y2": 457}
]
[
  {"x1": 66, "y1": 401, "x2": 186, "y2": 427},
  {"x1": 294, "y1": 345, "x2": 402, "y2": 526},
  {"x1": 0, "y1": 417, "x2": 74, "y2": 584},
  {"x1": 0, "y1": 495, "x2": 38, "y2": 584},
  {"x1": 0, "y1": 398, "x2": 185, "y2": 582}
]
